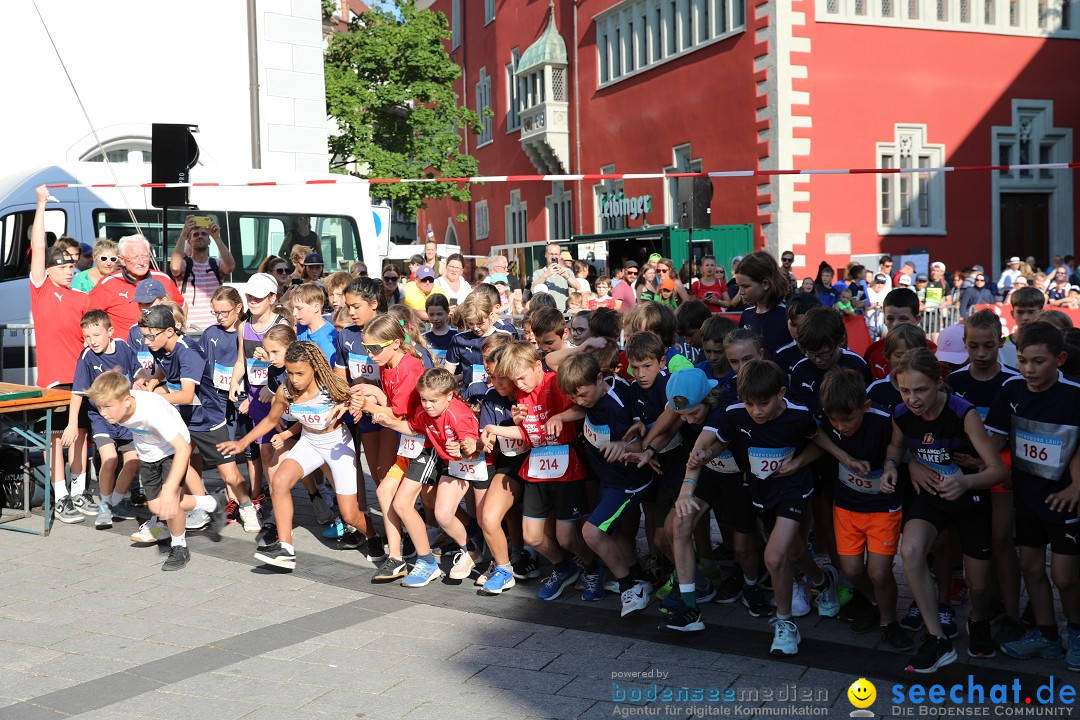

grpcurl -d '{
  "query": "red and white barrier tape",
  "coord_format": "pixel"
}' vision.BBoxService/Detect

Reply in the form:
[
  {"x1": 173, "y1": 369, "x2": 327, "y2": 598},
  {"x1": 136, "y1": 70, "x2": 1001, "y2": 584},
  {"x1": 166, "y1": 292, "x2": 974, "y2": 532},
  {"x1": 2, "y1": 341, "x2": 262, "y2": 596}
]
[{"x1": 42, "y1": 162, "x2": 1080, "y2": 189}]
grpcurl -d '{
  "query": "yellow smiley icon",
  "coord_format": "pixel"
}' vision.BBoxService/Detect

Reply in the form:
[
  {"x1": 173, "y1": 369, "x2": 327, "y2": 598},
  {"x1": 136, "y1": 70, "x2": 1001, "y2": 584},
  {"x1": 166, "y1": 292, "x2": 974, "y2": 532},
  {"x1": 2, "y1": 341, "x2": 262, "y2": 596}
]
[{"x1": 848, "y1": 678, "x2": 876, "y2": 709}]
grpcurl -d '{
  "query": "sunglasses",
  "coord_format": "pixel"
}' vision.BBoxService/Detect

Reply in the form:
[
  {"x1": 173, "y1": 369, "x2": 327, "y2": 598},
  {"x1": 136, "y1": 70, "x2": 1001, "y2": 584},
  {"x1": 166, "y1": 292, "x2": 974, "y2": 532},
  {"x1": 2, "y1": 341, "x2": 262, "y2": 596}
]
[
  {"x1": 419, "y1": 277, "x2": 434, "y2": 283},
  {"x1": 98, "y1": 255, "x2": 118, "y2": 263},
  {"x1": 273, "y1": 268, "x2": 289, "y2": 275},
  {"x1": 362, "y1": 339, "x2": 394, "y2": 356},
  {"x1": 383, "y1": 275, "x2": 399, "y2": 281}
]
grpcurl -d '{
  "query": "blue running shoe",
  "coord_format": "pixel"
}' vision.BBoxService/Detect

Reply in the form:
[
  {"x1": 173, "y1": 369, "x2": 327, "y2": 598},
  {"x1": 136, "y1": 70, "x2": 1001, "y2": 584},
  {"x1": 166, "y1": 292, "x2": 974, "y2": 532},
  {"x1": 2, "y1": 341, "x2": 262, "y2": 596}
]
[
  {"x1": 1067, "y1": 627, "x2": 1080, "y2": 671},
  {"x1": 481, "y1": 566, "x2": 516, "y2": 595},
  {"x1": 1001, "y1": 629, "x2": 1064, "y2": 660},
  {"x1": 538, "y1": 564, "x2": 580, "y2": 601},
  {"x1": 323, "y1": 519, "x2": 346, "y2": 539},
  {"x1": 581, "y1": 566, "x2": 604, "y2": 602},
  {"x1": 401, "y1": 557, "x2": 444, "y2": 587}
]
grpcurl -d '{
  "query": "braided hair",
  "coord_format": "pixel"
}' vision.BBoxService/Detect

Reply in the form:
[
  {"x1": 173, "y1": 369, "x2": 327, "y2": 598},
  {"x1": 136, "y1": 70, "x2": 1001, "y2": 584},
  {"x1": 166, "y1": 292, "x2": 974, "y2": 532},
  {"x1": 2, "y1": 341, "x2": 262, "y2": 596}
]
[{"x1": 283, "y1": 341, "x2": 352, "y2": 403}]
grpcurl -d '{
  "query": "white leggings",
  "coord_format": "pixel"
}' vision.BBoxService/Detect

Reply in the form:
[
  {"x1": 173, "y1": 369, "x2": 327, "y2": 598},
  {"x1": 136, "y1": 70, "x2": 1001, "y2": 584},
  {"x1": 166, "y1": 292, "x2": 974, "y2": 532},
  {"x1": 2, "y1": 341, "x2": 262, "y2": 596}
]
[{"x1": 284, "y1": 426, "x2": 358, "y2": 495}]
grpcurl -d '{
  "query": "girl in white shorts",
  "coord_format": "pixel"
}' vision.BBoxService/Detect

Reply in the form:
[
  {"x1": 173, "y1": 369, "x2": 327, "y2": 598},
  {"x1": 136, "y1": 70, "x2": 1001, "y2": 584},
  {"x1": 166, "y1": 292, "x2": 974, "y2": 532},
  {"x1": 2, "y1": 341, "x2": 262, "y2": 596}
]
[{"x1": 218, "y1": 340, "x2": 361, "y2": 569}]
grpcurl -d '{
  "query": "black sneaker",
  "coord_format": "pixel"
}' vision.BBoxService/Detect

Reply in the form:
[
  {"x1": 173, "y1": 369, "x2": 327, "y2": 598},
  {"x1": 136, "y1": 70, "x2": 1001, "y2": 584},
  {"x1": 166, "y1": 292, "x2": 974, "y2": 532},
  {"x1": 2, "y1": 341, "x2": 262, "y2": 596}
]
[
  {"x1": 129, "y1": 486, "x2": 147, "y2": 507},
  {"x1": 162, "y1": 545, "x2": 191, "y2": 571},
  {"x1": 402, "y1": 534, "x2": 417, "y2": 561},
  {"x1": 254, "y1": 541, "x2": 296, "y2": 570},
  {"x1": 512, "y1": 551, "x2": 540, "y2": 580},
  {"x1": 1021, "y1": 601, "x2": 1035, "y2": 627},
  {"x1": 337, "y1": 530, "x2": 364, "y2": 550},
  {"x1": 207, "y1": 491, "x2": 226, "y2": 541},
  {"x1": 742, "y1": 583, "x2": 772, "y2": 618},
  {"x1": 899, "y1": 600, "x2": 924, "y2": 632},
  {"x1": 256, "y1": 522, "x2": 278, "y2": 547},
  {"x1": 881, "y1": 622, "x2": 915, "y2": 652},
  {"x1": 662, "y1": 604, "x2": 705, "y2": 633},
  {"x1": 372, "y1": 556, "x2": 407, "y2": 582},
  {"x1": 851, "y1": 603, "x2": 882, "y2": 634},
  {"x1": 967, "y1": 618, "x2": 996, "y2": 658},
  {"x1": 993, "y1": 615, "x2": 1025, "y2": 650},
  {"x1": 715, "y1": 572, "x2": 744, "y2": 604},
  {"x1": 365, "y1": 535, "x2": 387, "y2": 564},
  {"x1": 905, "y1": 635, "x2": 956, "y2": 674}
]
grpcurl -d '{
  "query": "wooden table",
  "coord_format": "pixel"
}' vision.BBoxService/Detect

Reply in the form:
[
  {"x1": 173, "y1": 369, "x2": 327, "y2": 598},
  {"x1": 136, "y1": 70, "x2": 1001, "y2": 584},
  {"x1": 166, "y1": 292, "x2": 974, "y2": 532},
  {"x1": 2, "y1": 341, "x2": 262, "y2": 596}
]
[{"x1": 0, "y1": 383, "x2": 72, "y2": 536}]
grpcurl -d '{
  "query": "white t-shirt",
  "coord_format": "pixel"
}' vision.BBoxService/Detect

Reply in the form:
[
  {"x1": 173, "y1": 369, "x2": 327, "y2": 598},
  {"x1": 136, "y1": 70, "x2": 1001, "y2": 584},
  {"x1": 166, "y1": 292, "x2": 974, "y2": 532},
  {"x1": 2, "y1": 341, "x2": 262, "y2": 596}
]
[
  {"x1": 121, "y1": 390, "x2": 191, "y2": 462},
  {"x1": 435, "y1": 276, "x2": 473, "y2": 306}
]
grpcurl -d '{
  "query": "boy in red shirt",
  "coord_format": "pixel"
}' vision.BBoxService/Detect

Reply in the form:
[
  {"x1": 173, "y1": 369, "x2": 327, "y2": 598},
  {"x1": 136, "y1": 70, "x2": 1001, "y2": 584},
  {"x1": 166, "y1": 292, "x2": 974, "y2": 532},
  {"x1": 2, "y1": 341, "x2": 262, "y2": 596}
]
[
  {"x1": 487, "y1": 342, "x2": 595, "y2": 601},
  {"x1": 864, "y1": 288, "x2": 937, "y2": 380}
]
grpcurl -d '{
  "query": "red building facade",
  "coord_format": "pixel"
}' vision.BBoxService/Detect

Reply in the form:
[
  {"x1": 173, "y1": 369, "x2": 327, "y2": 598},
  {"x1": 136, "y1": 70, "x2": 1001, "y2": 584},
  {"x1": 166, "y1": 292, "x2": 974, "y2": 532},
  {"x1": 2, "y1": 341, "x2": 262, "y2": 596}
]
[{"x1": 416, "y1": 0, "x2": 1079, "y2": 279}]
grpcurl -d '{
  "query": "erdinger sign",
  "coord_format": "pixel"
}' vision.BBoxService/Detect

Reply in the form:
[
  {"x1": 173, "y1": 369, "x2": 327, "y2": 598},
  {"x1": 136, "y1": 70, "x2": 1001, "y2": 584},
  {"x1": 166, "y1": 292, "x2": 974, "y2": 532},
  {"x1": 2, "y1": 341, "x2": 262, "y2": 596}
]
[{"x1": 599, "y1": 191, "x2": 652, "y2": 221}]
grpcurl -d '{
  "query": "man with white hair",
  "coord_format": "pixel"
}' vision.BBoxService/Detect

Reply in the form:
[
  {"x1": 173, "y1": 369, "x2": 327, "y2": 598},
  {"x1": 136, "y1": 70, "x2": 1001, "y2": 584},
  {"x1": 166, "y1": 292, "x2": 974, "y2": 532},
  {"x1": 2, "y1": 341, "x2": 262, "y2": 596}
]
[
  {"x1": 90, "y1": 234, "x2": 185, "y2": 338},
  {"x1": 488, "y1": 252, "x2": 521, "y2": 308}
]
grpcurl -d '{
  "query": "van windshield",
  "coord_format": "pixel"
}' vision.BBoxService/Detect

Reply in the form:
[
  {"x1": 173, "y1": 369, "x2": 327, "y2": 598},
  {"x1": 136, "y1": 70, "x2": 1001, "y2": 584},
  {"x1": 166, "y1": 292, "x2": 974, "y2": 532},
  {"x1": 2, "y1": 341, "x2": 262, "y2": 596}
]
[{"x1": 93, "y1": 209, "x2": 361, "y2": 282}]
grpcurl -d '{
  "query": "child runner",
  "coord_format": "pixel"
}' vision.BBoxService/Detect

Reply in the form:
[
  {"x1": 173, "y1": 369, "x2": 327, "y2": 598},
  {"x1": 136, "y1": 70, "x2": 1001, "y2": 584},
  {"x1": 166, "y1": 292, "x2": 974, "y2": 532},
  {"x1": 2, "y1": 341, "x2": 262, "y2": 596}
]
[
  {"x1": 675, "y1": 300, "x2": 710, "y2": 364},
  {"x1": 219, "y1": 341, "x2": 360, "y2": 569},
  {"x1": 863, "y1": 289, "x2": 933, "y2": 380},
  {"x1": 335, "y1": 277, "x2": 394, "y2": 552},
  {"x1": 202, "y1": 286, "x2": 263, "y2": 518},
  {"x1": 445, "y1": 292, "x2": 510, "y2": 404},
  {"x1": 354, "y1": 314, "x2": 439, "y2": 583},
  {"x1": 696, "y1": 314, "x2": 738, "y2": 383},
  {"x1": 423, "y1": 293, "x2": 457, "y2": 365},
  {"x1": 372, "y1": 367, "x2": 486, "y2": 587},
  {"x1": 999, "y1": 285, "x2": 1046, "y2": 368},
  {"x1": 137, "y1": 306, "x2": 259, "y2": 533},
  {"x1": 796, "y1": 368, "x2": 913, "y2": 650},
  {"x1": 989, "y1": 323, "x2": 1080, "y2": 669},
  {"x1": 491, "y1": 341, "x2": 593, "y2": 601},
  {"x1": 67, "y1": 310, "x2": 140, "y2": 528},
  {"x1": 774, "y1": 293, "x2": 822, "y2": 378},
  {"x1": 528, "y1": 306, "x2": 570, "y2": 356},
  {"x1": 553, "y1": 352, "x2": 654, "y2": 616},
  {"x1": 866, "y1": 324, "x2": 928, "y2": 413},
  {"x1": 734, "y1": 251, "x2": 790, "y2": 357},
  {"x1": 687, "y1": 360, "x2": 827, "y2": 656},
  {"x1": 88, "y1": 370, "x2": 223, "y2": 571},
  {"x1": 883, "y1": 348, "x2": 1006, "y2": 673},
  {"x1": 476, "y1": 337, "x2": 531, "y2": 594},
  {"x1": 947, "y1": 309, "x2": 1022, "y2": 647}
]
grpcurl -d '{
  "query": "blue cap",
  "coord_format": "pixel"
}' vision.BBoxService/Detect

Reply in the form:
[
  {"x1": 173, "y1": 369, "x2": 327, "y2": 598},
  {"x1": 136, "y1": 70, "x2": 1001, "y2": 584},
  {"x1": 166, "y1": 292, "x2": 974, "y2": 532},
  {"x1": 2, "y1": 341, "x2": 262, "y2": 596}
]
[
  {"x1": 666, "y1": 368, "x2": 718, "y2": 411},
  {"x1": 132, "y1": 277, "x2": 166, "y2": 303},
  {"x1": 486, "y1": 272, "x2": 508, "y2": 285}
]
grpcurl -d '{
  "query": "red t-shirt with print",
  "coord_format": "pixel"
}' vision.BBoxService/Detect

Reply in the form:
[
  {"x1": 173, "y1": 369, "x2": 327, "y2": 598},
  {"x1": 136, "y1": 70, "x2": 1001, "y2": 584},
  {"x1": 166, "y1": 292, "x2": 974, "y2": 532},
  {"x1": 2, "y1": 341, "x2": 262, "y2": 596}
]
[
  {"x1": 30, "y1": 274, "x2": 91, "y2": 387},
  {"x1": 516, "y1": 371, "x2": 585, "y2": 483},
  {"x1": 409, "y1": 396, "x2": 479, "y2": 462},
  {"x1": 380, "y1": 353, "x2": 424, "y2": 418}
]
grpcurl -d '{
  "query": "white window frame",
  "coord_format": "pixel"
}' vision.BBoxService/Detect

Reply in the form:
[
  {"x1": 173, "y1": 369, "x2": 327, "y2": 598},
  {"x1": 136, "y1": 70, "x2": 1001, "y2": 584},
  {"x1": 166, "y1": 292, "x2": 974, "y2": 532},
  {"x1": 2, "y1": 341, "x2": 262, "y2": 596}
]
[
  {"x1": 594, "y1": 164, "x2": 628, "y2": 233},
  {"x1": 818, "y1": 0, "x2": 1078, "y2": 37},
  {"x1": 505, "y1": 189, "x2": 528, "y2": 244},
  {"x1": 664, "y1": 143, "x2": 703, "y2": 225},
  {"x1": 476, "y1": 67, "x2": 493, "y2": 146},
  {"x1": 546, "y1": 182, "x2": 573, "y2": 241},
  {"x1": 475, "y1": 199, "x2": 490, "y2": 240},
  {"x1": 991, "y1": 99, "x2": 1074, "y2": 272},
  {"x1": 595, "y1": 0, "x2": 747, "y2": 88},
  {"x1": 876, "y1": 124, "x2": 946, "y2": 236},
  {"x1": 506, "y1": 48, "x2": 521, "y2": 132},
  {"x1": 451, "y1": 0, "x2": 461, "y2": 49},
  {"x1": 485, "y1": 0, "x2": 496, "y2": 24}
]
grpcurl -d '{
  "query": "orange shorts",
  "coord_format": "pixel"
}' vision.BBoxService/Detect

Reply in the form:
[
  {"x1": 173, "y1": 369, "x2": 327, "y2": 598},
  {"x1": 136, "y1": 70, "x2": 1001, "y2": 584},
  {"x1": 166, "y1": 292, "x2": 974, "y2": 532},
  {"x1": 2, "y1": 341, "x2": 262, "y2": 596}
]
[
  {"x1": 834, "y1": 506, "x2": 902, "y2": 557},
  {"x1": 991, "y1": 449, "x2": 1012, "y2": 494},
  {"x1": 386, "y1": 455, "x2": 409, "y2": 482}
]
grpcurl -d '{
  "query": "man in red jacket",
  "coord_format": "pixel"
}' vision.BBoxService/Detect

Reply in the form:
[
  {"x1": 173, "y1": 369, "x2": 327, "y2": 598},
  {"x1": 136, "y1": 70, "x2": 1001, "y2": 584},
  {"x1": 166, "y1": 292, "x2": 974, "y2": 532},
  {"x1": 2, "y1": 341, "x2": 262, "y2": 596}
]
[{"x1": 90, "y1": 234, "x2": 184, "y2": 338}]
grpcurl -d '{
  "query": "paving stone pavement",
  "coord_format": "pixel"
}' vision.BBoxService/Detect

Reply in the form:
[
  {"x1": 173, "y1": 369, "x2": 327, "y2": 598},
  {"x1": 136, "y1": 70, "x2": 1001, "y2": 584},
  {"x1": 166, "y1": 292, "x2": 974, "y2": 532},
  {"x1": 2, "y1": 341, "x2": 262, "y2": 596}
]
[{"x1": 1, "y1": 483, "x2": 1077, "y2": 719}]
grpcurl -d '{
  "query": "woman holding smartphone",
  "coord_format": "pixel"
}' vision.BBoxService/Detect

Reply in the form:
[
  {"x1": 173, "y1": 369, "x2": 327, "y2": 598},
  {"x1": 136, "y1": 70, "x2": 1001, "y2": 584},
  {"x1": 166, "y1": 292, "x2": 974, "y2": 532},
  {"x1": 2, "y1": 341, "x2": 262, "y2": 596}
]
[{"x1": 690, "y1": 254, "x2": 729, "y2": 313}]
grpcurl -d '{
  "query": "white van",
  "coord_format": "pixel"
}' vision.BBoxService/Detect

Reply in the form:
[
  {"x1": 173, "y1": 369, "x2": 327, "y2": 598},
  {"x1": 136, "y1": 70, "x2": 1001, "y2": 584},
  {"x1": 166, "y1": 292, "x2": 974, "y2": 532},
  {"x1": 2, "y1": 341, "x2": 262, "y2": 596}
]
[{"x1": 0, "y1": 162, "x2": 379, "y2": 382}]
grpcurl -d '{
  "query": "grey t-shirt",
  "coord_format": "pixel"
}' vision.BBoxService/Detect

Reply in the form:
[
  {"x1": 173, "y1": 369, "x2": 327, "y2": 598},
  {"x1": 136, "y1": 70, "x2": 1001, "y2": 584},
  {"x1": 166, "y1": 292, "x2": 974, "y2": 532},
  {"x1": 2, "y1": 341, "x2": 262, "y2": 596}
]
[{"x1": 530, "y1": 266, "x2": 570, "y2": 310}]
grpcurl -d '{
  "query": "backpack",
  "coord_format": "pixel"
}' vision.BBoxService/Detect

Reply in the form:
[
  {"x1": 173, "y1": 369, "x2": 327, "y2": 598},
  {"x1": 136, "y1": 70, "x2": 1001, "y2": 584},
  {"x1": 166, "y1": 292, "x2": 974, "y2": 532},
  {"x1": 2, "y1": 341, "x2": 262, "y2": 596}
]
[{"x1": 180, "y1": 256, "x2": 223, "y2": 294}]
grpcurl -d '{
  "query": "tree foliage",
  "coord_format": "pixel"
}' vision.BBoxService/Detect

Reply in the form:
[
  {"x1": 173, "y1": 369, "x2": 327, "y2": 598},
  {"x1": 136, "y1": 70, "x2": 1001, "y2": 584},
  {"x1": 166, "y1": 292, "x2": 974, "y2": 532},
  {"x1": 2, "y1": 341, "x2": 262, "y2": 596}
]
[{"x1": 325, "y1": 0, "x2": 481, "y2": 220}]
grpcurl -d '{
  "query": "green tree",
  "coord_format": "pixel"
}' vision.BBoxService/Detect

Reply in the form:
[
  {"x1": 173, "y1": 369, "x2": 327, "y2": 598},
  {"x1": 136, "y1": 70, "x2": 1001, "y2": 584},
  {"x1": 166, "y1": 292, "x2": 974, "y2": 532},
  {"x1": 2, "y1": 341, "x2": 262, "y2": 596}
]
[{"x1": 325, "y1": 0, "x2": 482, "y2": 221}]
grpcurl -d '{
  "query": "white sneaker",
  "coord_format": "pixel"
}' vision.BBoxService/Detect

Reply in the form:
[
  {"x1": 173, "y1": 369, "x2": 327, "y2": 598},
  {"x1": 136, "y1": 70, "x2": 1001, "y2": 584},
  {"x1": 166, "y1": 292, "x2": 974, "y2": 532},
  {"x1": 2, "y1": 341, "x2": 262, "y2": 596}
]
[
  {"x1": 130, "y1": 517, "x2": 168, "y2": 543},
  {"x1": 238, "y1": 504, "x2": 261, "y2": 534},
  {"x1": 770, "y1": 617, "x2": 801, "y2": 656},
  {"x1": 185, "y1": 509, "x2": 209, "y2": 530},
  {"x1": 771, "y1": 579, "x2": 812, "y2": 617},
  {"x1": 620, "y1": 581, "x2": 650, "y2": 618},
  {"x1": 449, "y1": 549, "x2": 479, "y2": 580}
]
